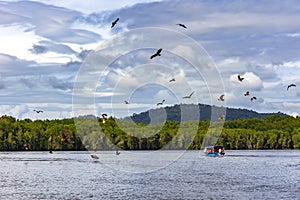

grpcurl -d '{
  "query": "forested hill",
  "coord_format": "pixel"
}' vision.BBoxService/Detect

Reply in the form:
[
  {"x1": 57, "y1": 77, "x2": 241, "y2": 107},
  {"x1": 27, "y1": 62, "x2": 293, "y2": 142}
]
[{"x1": 125, "y1": 103, "x2": 287, "y2": 124}]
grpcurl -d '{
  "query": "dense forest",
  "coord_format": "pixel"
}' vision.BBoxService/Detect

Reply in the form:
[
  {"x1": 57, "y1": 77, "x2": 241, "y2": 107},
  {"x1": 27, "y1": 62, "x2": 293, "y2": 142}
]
[{"x1": 1, "y1": 113, "x2": 300, "y2": 151}]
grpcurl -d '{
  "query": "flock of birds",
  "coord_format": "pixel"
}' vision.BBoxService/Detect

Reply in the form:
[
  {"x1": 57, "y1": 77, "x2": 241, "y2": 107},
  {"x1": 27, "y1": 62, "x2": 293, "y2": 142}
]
[{"x1": 2, "y1": 17, "x2": 295, "y2": 158}]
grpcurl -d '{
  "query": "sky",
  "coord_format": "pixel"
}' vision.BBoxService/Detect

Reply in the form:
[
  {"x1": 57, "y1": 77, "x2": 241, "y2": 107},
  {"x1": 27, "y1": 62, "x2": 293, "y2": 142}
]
[{"x1": 0, "y1": 0, "x2": 300, "y2": 120}]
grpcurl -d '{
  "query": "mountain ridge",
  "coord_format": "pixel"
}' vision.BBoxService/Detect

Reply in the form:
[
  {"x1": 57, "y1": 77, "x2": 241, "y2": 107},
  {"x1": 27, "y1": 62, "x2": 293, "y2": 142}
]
[{"x1": 123, "y1": 103, "x2": 287, "y2": 124}]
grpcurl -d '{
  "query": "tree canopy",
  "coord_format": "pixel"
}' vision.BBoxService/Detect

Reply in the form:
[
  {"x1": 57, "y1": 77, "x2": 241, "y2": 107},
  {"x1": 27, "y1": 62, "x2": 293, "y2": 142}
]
[{"x1": 0, "y1": 114, "x2": 300, "y2": 151}]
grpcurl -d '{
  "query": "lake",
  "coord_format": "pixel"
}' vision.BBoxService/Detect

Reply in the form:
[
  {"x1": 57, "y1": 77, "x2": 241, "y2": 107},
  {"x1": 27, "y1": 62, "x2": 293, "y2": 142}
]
[{"x1": 0, "y1": 150, "x2": 299, "y2": 199}]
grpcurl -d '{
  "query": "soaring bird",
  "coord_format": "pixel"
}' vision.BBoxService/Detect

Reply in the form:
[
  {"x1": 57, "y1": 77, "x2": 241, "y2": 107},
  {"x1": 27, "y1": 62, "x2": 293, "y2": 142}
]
[
  {"x1": 124, "y1": 100, "x2": 129, "y2": 104},
  {"x1": 287, "y1": 84, "x2": 296, "y2": 90},
  {"x1": 150, "y1": 48, "x2": 162, "y2": 59},
  {"x1": 157, "y1": 100, "x2": 165, "y2": 106},
  {"x1": 111, "y1": 18, "x2": 119, "y2": 28},
  {"x1": 169, "y1": 78, "x2": 175, "y2": 82},
  {"x1": 182, "y1": 91, "x2": 195, "y2": 99},
  {"x1": 238, "y1": 75, "x2": 244, "y2": 82},
  {"x1": 91, "y1": 154, "x2": 99, "y2": 159},
  {"x1": 33, "y1": 109, "x2": 43, "y2": 113},
  {"x1": 176, "y1": 23, "x2": 187, "y2": 29},
  {"x1": 250, "y1": 97, "x2": 257, "y2": 101},
  {"x1": 218, "y1": 94, "x2": 225, "y2": 101},
  {"x1": 244, "y1": 91, "x2": 250, "y2": 96},
  {"x1": 101, "y1": 113, "x2": 108, "y2": 123}
]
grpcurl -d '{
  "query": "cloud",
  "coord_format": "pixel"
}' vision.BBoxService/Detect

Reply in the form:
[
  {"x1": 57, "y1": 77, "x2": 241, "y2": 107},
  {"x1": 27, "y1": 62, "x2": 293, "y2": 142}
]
[
  {"x1": 1, "y1": 0, "x2": 300, "y2": 119},
  {"x1": 44, "y1": 76, "x2": 73, "y2": 91},
  {"x1": 29, "y1": 40, "x2": 76, "y2": 55}
]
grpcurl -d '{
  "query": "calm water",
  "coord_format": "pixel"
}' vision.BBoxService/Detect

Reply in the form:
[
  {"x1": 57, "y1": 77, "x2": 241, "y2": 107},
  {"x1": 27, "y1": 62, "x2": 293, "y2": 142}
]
[{"x1": 0, "y1": 150, "x2": 299, "y2": 200}]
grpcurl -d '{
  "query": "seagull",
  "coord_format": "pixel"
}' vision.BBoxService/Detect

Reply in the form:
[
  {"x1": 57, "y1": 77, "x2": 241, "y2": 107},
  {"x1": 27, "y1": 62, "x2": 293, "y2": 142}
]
[
  {"x1": 250, "y1": 97, "x2": 257, "y2": 101},
  {"x1": 157, "y1": 100, "x2": 165, "y2": 106},
  {"x1": 101, "y1": 113, "x2": 108, "y2": 123},
  {"x1": 150, "y1": 48, "x2": 162, "y2": 59},
  {"x1": 169, "y1": 78, "x2": 176, "y2": 82},
  {"x1": 287, "y1": 84, "x2": 296, "y2": 91},
  {"x1": 218, "y1": 94, "x2": 225, "y2": 101},
  {"x1": 238, "y1": 75, "x2": 244, "y2": 82},
  {"x1": 244, "y1": 91, "x2": 250, "y2": 96},
  {"x1": 176, "y1": 23, "x2": 187, "y2": 29},
  {"x1": 91, "y1": 154, "x2": 99, "y2": 159},
  {"x1": 33, "y1": 109, "x2": 43, "y2": 113},
  {"x1": 182, "y1": 91, "x2": 195, "y2": 99},
  {"x1": 124, "y1": 100, "x2": 129, "y2": 104},
  {"x1": 111, "y1": 18, "x2": 119, "y2": 28}
]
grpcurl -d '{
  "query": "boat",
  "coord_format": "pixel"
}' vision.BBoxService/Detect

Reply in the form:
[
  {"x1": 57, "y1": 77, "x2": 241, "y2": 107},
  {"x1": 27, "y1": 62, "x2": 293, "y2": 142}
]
[{"x1": 203, "y1": 145, "x2": 225, "y2": 157}]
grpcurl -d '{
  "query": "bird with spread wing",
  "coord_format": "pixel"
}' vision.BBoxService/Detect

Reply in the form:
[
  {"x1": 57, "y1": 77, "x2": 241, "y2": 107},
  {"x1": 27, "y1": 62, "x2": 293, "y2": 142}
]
[
  {"x1": 111, "y1": 18, "x2": 119, "y2": 28},
  {"x1": 182, "y1": 91, "x2": 195, "y2": 99},
  {"x1": 150, "y1": 48, "x2": 162, "y2": 59}
]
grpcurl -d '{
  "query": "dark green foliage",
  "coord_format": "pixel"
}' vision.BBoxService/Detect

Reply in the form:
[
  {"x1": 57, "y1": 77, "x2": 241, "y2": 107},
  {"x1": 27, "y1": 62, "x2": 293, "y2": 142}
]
[{"x1": 0, "y1": 114, "x2": 300, "y2": 151}]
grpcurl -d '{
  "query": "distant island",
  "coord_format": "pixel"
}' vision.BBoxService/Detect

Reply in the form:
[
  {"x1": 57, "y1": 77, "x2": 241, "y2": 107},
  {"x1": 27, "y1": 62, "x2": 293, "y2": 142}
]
[{"x1": 0, "y1": 103, "x2": 299, "y2": 151}]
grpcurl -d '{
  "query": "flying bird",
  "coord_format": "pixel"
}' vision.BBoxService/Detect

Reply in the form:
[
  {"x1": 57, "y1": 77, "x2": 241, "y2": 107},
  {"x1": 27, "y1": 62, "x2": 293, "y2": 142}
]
[
  {"x1": 157, "y1": 100, "x2": 165, "y2": 106},
  {"x1": 101, "y1": 113, "x2": 108, "y2": 123},
  {"x1": 244, "y1": 91, "x2": 250, "y2": 96},
  {"x1": 150, "y1": 48, "x2": 162, "y2": 59},
  {"x1": 111, "y1": 18, "x2": 119, "y2": 28},
  {"x1": 91, "y1": 154, "x2": 99, "y2": 159},
  {"x1": 33, "y1": 109, "x2": 43, "y2": 113},
  {"x1": 182, "y1": 91, "x2": 195, "y2": 99},
  {"x1": 250, "y1": 97, "x2": 257, "y2": 101},
  {"x1": 218, "y1": 94, "x2": 225, "y2": 101},
  {"x1": 176, "y1": 23, "x2": 187, "y2": 29},
  {"x1": 169, "y1": 78, "x2": 176, "y2": 82},
  {"x1": 238, "y1": 75, "x2": 244, "y2": 82},
  {"x1": 287, "y1": 84, "x2": 296, "y2": 90}
]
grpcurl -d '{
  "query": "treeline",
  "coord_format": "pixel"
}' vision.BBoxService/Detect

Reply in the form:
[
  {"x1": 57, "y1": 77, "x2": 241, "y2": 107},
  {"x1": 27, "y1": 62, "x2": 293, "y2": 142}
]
[{"x1": 0, "y1": 115, "x2": 300, "y2": 151}]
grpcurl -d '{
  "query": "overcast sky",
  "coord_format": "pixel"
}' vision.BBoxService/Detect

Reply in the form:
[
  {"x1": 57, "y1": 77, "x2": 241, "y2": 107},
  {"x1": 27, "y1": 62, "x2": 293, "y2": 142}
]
[{"x1": 0, "y1": 0, "x2": 300, "y2": 120}]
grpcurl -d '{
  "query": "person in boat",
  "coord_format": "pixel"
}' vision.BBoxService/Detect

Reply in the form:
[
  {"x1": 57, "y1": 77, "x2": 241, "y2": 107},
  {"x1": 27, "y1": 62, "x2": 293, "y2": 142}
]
[{"x1": 218, "y1": 148, "x2": 222, "y2": 155}]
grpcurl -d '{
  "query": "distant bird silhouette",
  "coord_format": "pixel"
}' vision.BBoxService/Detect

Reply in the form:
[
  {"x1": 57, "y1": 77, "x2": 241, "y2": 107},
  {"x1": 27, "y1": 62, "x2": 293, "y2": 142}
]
[
  {"x1": 150, "y1": 48, "x2": 162, "y2": 59},
  {"x1": 182, "y1": 91, "x2": 195, "y2": 99},
  {"x1": 176, "y1": 23, "x2": 187, "y2": 29},
  {"x1": 101, "y1": 113, "x2": 108, "y2": 123},
  {"x1": 124, "y1": 100, "x2": 129, "y2": 104},
  {"x1": 169, "y1": 78, "x2": 175, "y2": 82},
  {"x1": 250, "y1": 97, "x2": 257, "y2": 101},
  {"x1": 218, "y1": 94, "x2": 225, "y2": 101},
  {"x1": 91, "y1": 154, "x2": 99, "y2": 159},
  {"x1": 244, "y1": 91, "x2": 250, "y2": 96},
  {"x1": 111, "y1": 18, "x2": 119, "y2": 28},
  {"x1": 287, "y1": 84, "x2": 296, "y2": 90},
  {"x1": 33, "y1": 109, "x2": 43, "y2": 113},
  {"x1": 115, "y1": 150, "x2": 120, "y2": 155},
  {"x1": 238, "y1": 75, "x2": 244, "y2": 82},
  {"x1": 157, "y1": 100, "x2": 165, "y2": 106}
]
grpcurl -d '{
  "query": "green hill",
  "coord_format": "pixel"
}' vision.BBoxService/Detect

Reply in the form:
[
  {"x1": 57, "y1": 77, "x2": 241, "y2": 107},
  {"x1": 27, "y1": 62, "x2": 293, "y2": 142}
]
[{"x1": 124, "y1": 103, "x2": 287, "y2": 124}]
